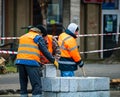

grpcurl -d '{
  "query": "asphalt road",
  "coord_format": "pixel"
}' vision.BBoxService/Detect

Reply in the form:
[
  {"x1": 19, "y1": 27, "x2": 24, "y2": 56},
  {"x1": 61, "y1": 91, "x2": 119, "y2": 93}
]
[
  {"x1": 71, "y1": 64, "x2": 120, "y2": 79},
  {"x1": 0, "y1": 64, "x2": 120, "y2": 85},
  {"x1": 0, "y1": 64, "x2": 120, "y2": 97}
]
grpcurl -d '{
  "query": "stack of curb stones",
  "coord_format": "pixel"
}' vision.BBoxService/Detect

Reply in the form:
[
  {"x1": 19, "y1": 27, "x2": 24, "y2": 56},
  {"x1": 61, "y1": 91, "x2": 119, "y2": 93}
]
[{"x1": 42, "y1": 64, "x2": 110, "y2": 97}]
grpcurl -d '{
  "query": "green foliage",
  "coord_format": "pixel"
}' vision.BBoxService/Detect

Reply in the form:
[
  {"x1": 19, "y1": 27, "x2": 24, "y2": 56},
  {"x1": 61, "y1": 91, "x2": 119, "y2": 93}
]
[
  {"x1": 5, "y1": 60, "x2": 17, "y2": 73},
  {"x1": 5, "y1": 66, "x2": 17, "y2": 73}
]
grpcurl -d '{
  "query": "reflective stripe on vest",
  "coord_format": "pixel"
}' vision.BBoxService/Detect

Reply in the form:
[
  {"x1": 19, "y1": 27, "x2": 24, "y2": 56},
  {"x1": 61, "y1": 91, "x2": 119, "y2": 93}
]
[
  {"x1": 16, "y1": 31, "x2": 41, "y2": 63},
  {"x1": 60, "y1": 35, "x2": 77, "y2": 52},
  {"x1": 58, "y1": 32, "x2": 81, "y2": 62},
  {"x1": 17, "y1": 44, "x2": 40, "y2": 58},
  {"x1": 58, "y1": 60, "x2": 76, "y2": 65}
]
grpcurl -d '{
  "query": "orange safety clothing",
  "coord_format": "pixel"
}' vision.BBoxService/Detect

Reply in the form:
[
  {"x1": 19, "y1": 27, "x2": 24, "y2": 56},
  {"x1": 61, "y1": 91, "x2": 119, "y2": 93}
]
[
  {"x1": 40, "y1": 35, "x2": 53, "y2": 64},
  {"x1": 58, "y1": 32, "x2": 81, "y2": 62},
  {"x1": 47, "y1": 35, "x2": 53, "y2": 53},
  {"x1": 58, "y1": 32, "x2": 82, "y2": 71},
  {"x1": 16, "y1": 31, "x2": 42, "y2": 63}
]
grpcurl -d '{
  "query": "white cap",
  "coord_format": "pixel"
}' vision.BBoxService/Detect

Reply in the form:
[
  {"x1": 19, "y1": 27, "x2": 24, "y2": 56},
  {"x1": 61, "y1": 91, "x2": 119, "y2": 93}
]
[{"x1": 67, "y1": 23, "x2": 78, "y2": 34}]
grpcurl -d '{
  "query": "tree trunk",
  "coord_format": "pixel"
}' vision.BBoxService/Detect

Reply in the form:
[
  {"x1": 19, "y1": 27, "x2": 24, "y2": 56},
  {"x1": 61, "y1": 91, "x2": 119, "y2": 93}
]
[{"x1": 37, "y1": 0, "x2": 49, "y2": 26}]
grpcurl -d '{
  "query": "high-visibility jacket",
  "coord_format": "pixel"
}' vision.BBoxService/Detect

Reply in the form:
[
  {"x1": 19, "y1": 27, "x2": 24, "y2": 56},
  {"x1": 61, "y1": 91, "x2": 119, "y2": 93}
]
[
  {"x1": 47, "y1": 35, "x2": 53, "y2": 53},
  {"x1": 16, "y1": 31, "x2": 42, "y2": 63},
  {"x1": 40, "y1": 35, "x2": 53, "y2": 64},
  {"x1": 58, "y1": 32, "x2": 81, "y2": 71}
]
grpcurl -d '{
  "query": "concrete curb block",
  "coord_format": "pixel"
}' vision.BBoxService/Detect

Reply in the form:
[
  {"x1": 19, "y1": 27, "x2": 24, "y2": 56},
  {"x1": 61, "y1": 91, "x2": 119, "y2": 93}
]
[
  {"x1": 42, "y1": 64, "x2": 110, "y2": 97},
  {"x1": 42, "y1": 77, "x2": 110, "y2": 92}
]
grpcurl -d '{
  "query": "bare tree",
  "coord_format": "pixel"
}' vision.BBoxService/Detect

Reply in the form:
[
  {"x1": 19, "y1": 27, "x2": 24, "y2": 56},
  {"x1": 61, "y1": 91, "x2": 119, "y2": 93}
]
[{"x1": 37, "y1": 0, "x2": 49, "y2": 26}]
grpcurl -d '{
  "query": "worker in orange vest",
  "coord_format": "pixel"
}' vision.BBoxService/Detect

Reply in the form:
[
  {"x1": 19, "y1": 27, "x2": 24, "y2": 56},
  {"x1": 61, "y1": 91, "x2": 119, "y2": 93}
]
[
  {"x1": 40, "y1": 32, "x2": 61, "y2": 64},
  {"x1": 15, "y1": 25, "x2": 59, "y2": 97},
  {"x1": 21, "y1": 25, "x2": 61, "y2": 64},
  {"x1": 58, "y1": 23, "x2": 84, "y2": 77}
]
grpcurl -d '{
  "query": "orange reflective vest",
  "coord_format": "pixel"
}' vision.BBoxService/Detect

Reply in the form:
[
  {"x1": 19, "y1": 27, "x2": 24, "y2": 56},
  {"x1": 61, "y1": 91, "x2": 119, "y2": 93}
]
[
  {"x1": 40, "y1": 35, "x2": 53, "y2": 64},
  {"x1": 47, "y1": 35, "x2": 53, "y2": 53},
  {"x1": 16, "y1": 31, "x2": 41, "y2": 63},
  {"x1": 58, "y1": 32, "x2": 81, "y2": 62}
]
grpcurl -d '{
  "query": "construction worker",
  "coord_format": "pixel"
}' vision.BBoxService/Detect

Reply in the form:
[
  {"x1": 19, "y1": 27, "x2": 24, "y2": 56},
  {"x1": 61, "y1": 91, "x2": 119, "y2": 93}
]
[
  {"x1": 40, "y1": 32, "x2": 61, "y2": 64},
  {"x1": 15, "y1": 25, "x2": 59, "y2": 97},
  {"x1": 58, "y1": 23, "x2": 84, "y2": 77},
  {"x1": 21, "y1": 25, "x2": 60, "y2": 64},
  {"x1": 50, "y1": 19, "x2": 57, "y2": 36}
]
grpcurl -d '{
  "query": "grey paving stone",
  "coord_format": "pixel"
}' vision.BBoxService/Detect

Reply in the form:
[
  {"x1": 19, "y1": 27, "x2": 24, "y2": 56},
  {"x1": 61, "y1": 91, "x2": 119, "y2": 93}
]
[{"x1": 43, "y1": 64, "x2": 56, "y2": 77}]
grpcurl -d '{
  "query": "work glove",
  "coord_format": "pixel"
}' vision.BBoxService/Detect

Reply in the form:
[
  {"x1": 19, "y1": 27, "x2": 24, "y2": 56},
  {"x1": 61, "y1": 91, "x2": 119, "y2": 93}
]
[
  {"x1": 54, "y1": 60, "x2": 59, "y2": 69},
  {"x1": 78, "y1": 60, "x2": 84, "y2": 68}
]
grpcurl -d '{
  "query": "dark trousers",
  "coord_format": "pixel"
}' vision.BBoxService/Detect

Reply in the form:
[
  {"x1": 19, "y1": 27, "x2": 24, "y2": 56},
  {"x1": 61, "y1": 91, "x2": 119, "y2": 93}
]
[{"x1": 17, "y1": 65, "x2": 42, "y2": 96}]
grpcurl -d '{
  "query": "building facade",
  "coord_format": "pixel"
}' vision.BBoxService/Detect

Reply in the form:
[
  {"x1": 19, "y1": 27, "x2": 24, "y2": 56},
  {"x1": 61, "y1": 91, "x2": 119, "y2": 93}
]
[{"x1": 0, "y1": 0, "x2": 120, "y2": 60}]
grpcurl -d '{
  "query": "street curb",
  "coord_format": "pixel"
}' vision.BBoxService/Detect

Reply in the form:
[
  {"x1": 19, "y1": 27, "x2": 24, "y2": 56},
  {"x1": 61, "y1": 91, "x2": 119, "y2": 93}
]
[
  {"x1": 0, "y1": 81, "x2": 120, "y2": 95},
  {"x1": 0, "y1": 89, "x2": 31, "y2": 95}
]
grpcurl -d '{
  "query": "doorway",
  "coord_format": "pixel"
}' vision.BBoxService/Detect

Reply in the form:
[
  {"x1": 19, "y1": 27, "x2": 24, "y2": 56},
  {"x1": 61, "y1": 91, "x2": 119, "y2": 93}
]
[{"x1": 101, "y1": 11, "x2": 119, "y2": 58}]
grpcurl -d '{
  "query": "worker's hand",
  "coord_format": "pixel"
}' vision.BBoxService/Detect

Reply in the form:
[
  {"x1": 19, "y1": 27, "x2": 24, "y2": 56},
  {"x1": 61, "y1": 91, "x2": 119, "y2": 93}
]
[
  {"x1": 78, "y1": 60, "x2": 84, "y2": 68},
  {"x1": 54, "y1": 60, "x2": 59, "y2": 69}
]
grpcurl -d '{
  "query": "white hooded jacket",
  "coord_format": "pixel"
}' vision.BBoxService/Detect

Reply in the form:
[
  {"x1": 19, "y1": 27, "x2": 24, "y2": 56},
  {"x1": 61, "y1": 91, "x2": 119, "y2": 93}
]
[{"x1": 67, "y1": 23, "x2": 78, "y2": 34}]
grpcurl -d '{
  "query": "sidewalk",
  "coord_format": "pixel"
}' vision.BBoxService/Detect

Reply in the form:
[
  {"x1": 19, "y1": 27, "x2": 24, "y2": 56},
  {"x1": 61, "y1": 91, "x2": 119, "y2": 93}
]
[{"x1": 0, "y1": 73, "x2": 31, "y2": 94}]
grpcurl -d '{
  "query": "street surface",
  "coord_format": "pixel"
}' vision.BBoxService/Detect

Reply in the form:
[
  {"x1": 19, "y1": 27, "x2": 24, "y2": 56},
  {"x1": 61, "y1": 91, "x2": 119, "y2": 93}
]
[
  {"x1": 75, "y1": 64, "x2": 120, "y2": 79},
  {"x1": 0, "y1": 64, "x2": 120, "y2": 97}
]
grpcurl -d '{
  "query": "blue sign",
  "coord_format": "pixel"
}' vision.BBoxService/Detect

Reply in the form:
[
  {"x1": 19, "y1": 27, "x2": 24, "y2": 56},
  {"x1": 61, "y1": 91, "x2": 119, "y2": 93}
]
[{"x1": 102, "y1": 0, "x2": 118, "y2": 9}]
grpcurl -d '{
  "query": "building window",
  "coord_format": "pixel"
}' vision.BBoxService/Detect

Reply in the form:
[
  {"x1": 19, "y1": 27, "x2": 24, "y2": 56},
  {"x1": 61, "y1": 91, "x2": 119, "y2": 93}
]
[
  {"x1": 47, "y1": 4, "x2": 60, "y2": 24},
  {"x1": 102, "y1": 0, "x2": 119, "y2": 10},
  {"x1": 47, "y1": 0, "x2": 62, "y2": 24},
  {"x1": 47, "y1": 0, "x2": 63, "y2": 36}
]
